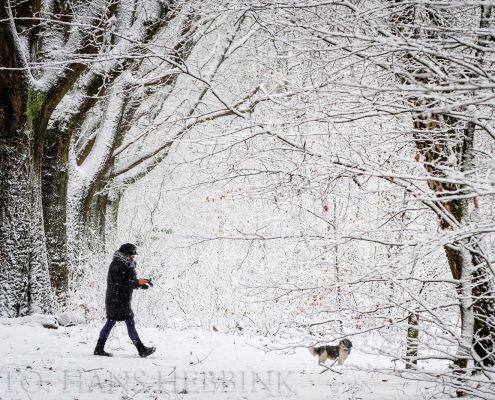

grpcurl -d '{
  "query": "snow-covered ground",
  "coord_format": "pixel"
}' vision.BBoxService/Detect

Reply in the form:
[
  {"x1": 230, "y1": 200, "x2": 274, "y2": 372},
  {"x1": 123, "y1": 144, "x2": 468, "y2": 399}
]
[{"x1": 0, "y1": 322, "x2": 451, "y2": 400}]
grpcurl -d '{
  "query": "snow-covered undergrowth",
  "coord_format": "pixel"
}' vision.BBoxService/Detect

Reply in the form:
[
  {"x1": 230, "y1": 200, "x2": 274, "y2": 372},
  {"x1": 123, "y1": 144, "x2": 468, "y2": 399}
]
[
  {"x1": 58, "y1": 180, "x2": 495, "y2": 399},
  {"x1": 0, "y1": 321, "x2": 454, "y2": 400}
]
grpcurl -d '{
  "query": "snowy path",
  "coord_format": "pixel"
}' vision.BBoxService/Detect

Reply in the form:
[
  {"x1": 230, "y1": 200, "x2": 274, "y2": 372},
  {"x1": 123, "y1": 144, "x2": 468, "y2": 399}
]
[{"x1": 0, "y1": 323, "x2": 448, "y2": 400}]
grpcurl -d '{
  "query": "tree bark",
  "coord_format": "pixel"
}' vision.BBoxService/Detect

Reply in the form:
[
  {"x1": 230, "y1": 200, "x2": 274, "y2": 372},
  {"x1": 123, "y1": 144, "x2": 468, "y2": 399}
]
[
  {"x1": 0, "y1": 134, "x2": 54, "y2": 316},
  {"x1": 42, "y1": 128, "x2": 70, "y2": 299},
  {"x1": 0, "y1": 73, "x2": 53, "y2": 316}
]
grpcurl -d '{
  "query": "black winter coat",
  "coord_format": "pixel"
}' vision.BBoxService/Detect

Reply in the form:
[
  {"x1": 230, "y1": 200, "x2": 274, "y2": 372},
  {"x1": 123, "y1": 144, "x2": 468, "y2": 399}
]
[{"x1": 105, "y1": 252, "x2": 140, "y2": 321}]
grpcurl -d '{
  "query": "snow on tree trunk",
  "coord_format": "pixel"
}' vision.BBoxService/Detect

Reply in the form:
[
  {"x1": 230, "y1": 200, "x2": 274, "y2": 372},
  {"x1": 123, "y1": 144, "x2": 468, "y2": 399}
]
[
  {"x1": 42, "y1": 130, "x2": 70, "y2": 299},
  {"x1": 0, "y1": 91, "x2": 53, "y2": 317},
  {"x1": 66, "y1": 169, "x2": 87, "y2": 282}
]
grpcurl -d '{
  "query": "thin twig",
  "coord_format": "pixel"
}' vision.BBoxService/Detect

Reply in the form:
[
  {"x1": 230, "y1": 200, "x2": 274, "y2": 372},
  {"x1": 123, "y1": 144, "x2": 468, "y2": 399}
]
[{"x1": 319, "y1": 361, "x2": 343, "y2": 375}]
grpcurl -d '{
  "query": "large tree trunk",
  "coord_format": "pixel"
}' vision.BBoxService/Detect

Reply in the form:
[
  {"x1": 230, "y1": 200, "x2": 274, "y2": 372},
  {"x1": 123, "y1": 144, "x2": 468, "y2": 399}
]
[
  {"x1": 66, "y1": 159, "x2": 107, "y2": 284},
  {"x1": 66, "y1": 176, "x2": 87, "y2": 282},
  {"x1": 42, "y1": 129, "x2": 70, "y2": 299},
  {"x1": 0, "y1": 82, "x2": 53, "y2": 316},
  {"x1": 0, "y1": 1, "x2": 54, "y2": 315}
]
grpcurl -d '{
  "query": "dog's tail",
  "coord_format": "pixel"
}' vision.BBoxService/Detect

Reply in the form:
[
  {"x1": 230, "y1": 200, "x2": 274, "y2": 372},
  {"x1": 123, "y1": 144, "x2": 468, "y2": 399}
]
[{"x1": 308, "y1": 344, "x2": 318, "y2": 356}]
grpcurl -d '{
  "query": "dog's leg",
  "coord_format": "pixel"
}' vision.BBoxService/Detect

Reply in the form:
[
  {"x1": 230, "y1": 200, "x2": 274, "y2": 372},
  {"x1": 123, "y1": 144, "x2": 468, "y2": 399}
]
[{"x1": 337, "y1": 351, "x2": 349, "y2": 365}]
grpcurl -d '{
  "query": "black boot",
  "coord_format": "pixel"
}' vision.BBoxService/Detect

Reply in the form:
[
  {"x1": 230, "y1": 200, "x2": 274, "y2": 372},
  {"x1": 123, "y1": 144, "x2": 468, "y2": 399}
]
[
  {"x1": 94, "y1": 338, "x2": 113, "y2": 357},
  {"x1": 133, "y1": 338, "x2": 156, "y2": 358}
]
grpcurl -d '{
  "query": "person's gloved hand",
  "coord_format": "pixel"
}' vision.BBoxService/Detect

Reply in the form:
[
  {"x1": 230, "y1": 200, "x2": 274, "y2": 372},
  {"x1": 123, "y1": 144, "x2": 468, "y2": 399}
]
[{"x1": 138, "y1": 278, "x2": 149, "y2": 286}]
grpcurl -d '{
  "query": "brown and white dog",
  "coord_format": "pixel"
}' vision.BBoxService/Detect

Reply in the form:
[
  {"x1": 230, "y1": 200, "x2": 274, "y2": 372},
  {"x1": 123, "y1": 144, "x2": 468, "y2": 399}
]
[{"x1": 308, "y1": 339, "x2": 353, "y2": 365}]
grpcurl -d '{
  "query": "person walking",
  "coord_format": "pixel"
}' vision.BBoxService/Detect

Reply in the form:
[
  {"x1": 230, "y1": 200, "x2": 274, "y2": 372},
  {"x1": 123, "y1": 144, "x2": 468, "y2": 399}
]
[{"x1": 94, "y1": 243, "x2": 156, "y2": 358}]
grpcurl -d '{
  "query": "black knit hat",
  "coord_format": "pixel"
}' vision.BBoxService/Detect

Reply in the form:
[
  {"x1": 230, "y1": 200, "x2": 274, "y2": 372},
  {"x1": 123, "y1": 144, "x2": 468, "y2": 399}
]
[{"x1": 118, "y1": 243, "x2": 137, "y2": 256}]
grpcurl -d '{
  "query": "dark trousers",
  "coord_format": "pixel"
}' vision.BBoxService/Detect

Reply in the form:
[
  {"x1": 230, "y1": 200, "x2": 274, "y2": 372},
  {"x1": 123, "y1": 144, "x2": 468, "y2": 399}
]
[{"x1": 99, "y1": 318, "x2": 139, "y2": 341}]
